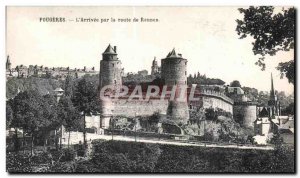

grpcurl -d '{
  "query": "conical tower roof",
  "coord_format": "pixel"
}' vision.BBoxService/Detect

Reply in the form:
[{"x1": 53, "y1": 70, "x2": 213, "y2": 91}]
[
  {"x1": 166, "y1": 48, "x2": 180, "y2": 58},
  {"x1": 103, "y1": 44, "x2": 116, "y2": 54}
]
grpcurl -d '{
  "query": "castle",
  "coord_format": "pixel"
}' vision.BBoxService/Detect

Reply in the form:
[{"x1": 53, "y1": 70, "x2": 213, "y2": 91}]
[
  {"x1": 98, "y1": 44, "x2": 258, "y2": 129},
  {"x1": 99, "y1": 45, "x2": 190, "y2": 128}
]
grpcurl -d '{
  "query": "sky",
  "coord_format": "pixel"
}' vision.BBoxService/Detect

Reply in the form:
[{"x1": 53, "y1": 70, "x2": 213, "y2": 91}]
[{"x1": 6, "y1": 6, "x2": 294, "y2": 94}]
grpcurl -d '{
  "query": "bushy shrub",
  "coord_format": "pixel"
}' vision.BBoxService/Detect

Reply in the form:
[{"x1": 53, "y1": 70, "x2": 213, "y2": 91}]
[
  {"x1": 91, "y1": 140, "x2": 161, "y2": 172},
  {"x1": 31, "y1": 151, "x2": 52, "y2": 165},
  {"x1": 49, "y1": 161, "x2": 77, "y2": 173},
  {"x1": 60, "y1": 148, "x2": 76, "y2": 162},
  {"x1": 6, "y1": 152, "x2": 33, "y2": 173},
  {"x1": 76, "y1": 145, "x2": 85, "y2": 157}
]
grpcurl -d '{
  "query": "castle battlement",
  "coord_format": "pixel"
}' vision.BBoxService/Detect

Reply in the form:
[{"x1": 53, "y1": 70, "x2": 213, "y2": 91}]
[{"x1": 200, "y1": 89, "x2": 234, "y2": 105}]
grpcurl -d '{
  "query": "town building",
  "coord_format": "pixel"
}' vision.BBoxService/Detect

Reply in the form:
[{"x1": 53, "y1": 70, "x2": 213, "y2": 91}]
[
  {"x1": 5, "y1": 55, "x2": 98, "y2": 79},
  {"x1": 254, "y1": 74, "x2": 294, "y2": 144}
]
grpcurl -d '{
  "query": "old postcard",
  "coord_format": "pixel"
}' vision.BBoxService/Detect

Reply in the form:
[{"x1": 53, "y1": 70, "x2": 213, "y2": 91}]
[{"x1": 6, "y1": 6, "x2": 295, "y2": 173}]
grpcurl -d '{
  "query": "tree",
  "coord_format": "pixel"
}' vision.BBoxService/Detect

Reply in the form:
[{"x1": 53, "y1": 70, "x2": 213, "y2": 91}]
[
  {"x1": 276, "y1": 60, "x2": 294, "y2": 84},
  {"x1": 63, "y1": 75, "x2": 74, "y2": 97},
  {"x1": 230, "y1": 80, "x2": 241, "y2": 87},
  {"x1": 7, "y1": 99, "x2": 22, "y2": 152},
  {"x1": 72, "y1": 76, "x2": 99, "y2": 155},
  {"x1": 6, "y1": 102, "x2": 13, "y2": 129},
  {"x1": 189, "y1": 108, "x2": 205, "y2": 125},
  {"x1": 236, "y1": 6, "x2": 295, "y2": 84},
  {"x1": 43, "y1": 94, "x2": 59, "y2": 149},
  {"x1": 10, "y1": 90, "x2": 52, "y2": 155},
  {"x1": 281, "y1": 102, "x2": 294, "y2": 115},
  {"x1": 58, "y1": 96, "x2": 81, "y2": 148}
]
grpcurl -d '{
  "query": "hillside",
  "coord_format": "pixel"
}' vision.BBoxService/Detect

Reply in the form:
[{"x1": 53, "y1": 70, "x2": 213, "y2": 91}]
[{"x1": 6, "y1": 77, "x2": 63, "y2": 99}]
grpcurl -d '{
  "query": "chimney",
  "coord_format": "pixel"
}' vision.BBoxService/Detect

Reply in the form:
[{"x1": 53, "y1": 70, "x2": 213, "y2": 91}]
[{"x1": 114, "y1": 46, "x2": 117, "y2": 53}]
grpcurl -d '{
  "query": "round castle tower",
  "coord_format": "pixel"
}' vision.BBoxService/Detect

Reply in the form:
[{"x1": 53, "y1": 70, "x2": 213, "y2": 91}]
[
  {"x1": 99, "y1": 44, "x2": 122, "y2": 89},
  {"x1": 161, "y1": 48, "x2": 189, "y2": 124},
  {"x1": 99, "y1": 44, "x2": 122, "y2": 129},
  {"x1": 233, "y1": 101, "x2": 257, "y2": 128}
]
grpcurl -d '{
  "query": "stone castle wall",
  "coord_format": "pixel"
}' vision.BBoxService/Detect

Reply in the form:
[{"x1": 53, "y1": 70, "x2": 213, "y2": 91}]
[
  {"x1": 190, "y1": 89, "x2": 234, "y2": 114},
  {"x1": 202, "y1": 96, "x2": 233, "y2": 114},
  {"x1": 110, "y1": 99, "x2": 169, "y2": 117}
]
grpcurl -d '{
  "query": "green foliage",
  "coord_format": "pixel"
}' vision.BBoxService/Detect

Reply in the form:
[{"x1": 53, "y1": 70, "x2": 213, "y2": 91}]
[
  {"x1": 270, "y1": 132, "x2": 284, "y2": 146},
  {"x1": 6, "y1": 152, "x2": 33, "y2": 173},
  {"x1": 72, "y1": 76, "x2": 100, "y2": 151},
  {"x1": 277, "y1": 61, "x2": 294, "y2": 84},
  {"x1": 30, "y1": 151, "x2": 52, "y2": 165},
  {"x1": 49, "y1": 161, "x2": 77, "y2": 173},
  {"x1": 230, "y1": 80, "x2": 241, "y2": 87},
  {"x1": 236, "y1": 6, "x2": 294, "y2": 58},
  {"x1": 281, "y1": 102, "x2": 294, "y2": 115},
  {"x1": 72, "y1": 76, "x2": 99, "y2": 113},
  {"x1": 6, "y1": 102, "x2": 13, "y2": 129},
  {"x1": 242, "y1": 88, "x2": 294, "y2": 112},
  {"x1": 205, "y1": 107, "x2": 232, "y2": 121},
  {"x1": 6, "y1": 77, "x2": 62, "y2": 99},
  {"x1": 63, "y1": 75, "x2": 75, "y2": 97},
  {"x1": 10, "y1": 90, "x2": 48, "y2": 133},
  {"x1": 58, "y1": 96, "x2": 81, "y2": 132},
  {"x1": 60, "y1": 148, "x2": 76, "y2": 162},
  {"x1": 6, "y1": 140, "x2": 295, "y2": 173},
  {"x1": 236, "y1": 6, "x2": 295, "y2": 83},
  {"x1": 155, "y1": 144, "x2": 294, "y2": 173},
  {"x1": 123, "y1": 73, "x2": 156, "y2": 84},
  {"x1": 187, "y1": 73, "x2": 225, "y2": 85},
  {"x1": 189, "y1": 108, "x2": 205, "y2": 124},
  {"x1": 91, "y1": 140, "x2": 162, "y2": 172},
  {"x1": 8, "y1": 90, "x2": 60, "y2": 153}
]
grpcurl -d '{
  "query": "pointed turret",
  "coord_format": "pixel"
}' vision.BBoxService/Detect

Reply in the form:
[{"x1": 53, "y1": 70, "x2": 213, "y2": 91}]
[
  {"x1": 151, "y1": 57, "x2": 159, "y2": 75},
  {"x1": 166, "y1": 48, "x2": 181, "y2": 58},
  {"x1": 152, "y1": 57, "x2": 157, "y2": 65},
  {"x1": 103, "y1": 44, "x2": 116, "y2": 54},
  {"x1": 6, "y1": 55, "x2": 11, "y2": 70},
  {"x1": 102, "y1": 44, "x2": 118, "y2": 61}
]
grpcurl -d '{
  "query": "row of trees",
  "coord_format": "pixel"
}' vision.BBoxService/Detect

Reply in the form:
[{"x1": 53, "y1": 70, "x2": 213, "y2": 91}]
[
  {"x1": 187, "y1": 72, "x2": 225, "y2": 85},
  {"x1": 6, "y1": 75, "x2": 99, "y2": 156}
]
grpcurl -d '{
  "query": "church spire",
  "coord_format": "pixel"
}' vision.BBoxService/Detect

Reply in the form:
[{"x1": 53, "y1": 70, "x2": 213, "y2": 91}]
[
  {"x1": 270, "y1": 73, "x2": 275, "y2": 100},
  {"x1": 6, "y1": 55, "x2": 11, "y2": 70}
]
